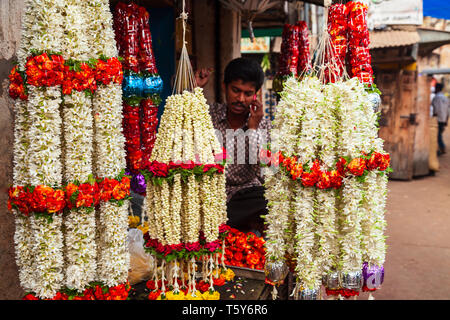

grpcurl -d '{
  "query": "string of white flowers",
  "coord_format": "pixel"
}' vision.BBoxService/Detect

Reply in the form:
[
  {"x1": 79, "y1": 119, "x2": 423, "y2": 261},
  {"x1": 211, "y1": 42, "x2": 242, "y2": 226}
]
[
  {"x1": 358, "y1": 89, "x2": 388, "y2": 269},
  {"x1": 27, "y1": 86, "x2": 65, "y2": 299},
  {"x1": 23, "y1": 0, "x2": 66, "y2": 299},
  {"x1": 264, "y1": 172, "x2": 292, "y2": 263},
  {"x1": 291, "y1": 77, "x2": 322, "y2": 290},
  {"x1": 87, "y1": 0, "x2": 129, "y2": 288},
  {"x1": 12, "y1": 99, "x2": 34, "y2": 293},
  {"x1": 335, "y1": 79, "x2": 367, "y2": 275},
  {"x1": 61, "y1": 1, "x2": 97, "y2": 292}
]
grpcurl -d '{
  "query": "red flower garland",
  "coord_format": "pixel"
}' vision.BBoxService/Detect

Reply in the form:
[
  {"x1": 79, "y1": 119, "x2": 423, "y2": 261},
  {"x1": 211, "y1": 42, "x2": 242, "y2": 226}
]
[
  {"x1": 8, "y1": 53, "x2": 123, "y2": 100},
  {"x1": 143, "y1": 224, "x2": 229, "y2": 262},
  {"x1": 327, "y1": 3, "x2": 348, "y2": 83},
  {"x1": 8, "y1": 175, "x2": 131, "y2": 217},
  {"x1": 22, "y1": 281, "x2": 131, "y2": 300},
  {"x1": 140, "y1": 98, "x2": 159, "y2": 167},
  {"x1": 220, "y1": 227, "x2": 266, "y2": 270},
  {"x1": 260, "y1": 149, "x2": 390, "y2": 190},
  {"x1": 347, "y1": 1, "x2": 372, "y2": 85}
]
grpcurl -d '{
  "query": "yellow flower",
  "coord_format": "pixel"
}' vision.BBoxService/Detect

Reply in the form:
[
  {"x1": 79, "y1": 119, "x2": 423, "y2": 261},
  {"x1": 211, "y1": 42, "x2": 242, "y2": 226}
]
[
  {"x1": 165, "y1": 290, "x2": 186, "y2": 300},
  {"x1": 223, "y1": 268, "x2": 235, "y2": 281},
  {"x1": 202, "y1": 290, "x2": 220, "y2": 300},
  {"x1": 128, "y1": 215, "x2": 140, "y2": 228},
  {"x1": 185, "y1": 290, "x2": 203, "y2": 300}
]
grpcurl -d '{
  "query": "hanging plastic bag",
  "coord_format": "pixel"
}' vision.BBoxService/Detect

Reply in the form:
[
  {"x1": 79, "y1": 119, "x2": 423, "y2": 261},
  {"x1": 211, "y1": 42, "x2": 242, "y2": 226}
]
[{"x1": 128, "y1": 228, "x2": 154, "y2": 285}]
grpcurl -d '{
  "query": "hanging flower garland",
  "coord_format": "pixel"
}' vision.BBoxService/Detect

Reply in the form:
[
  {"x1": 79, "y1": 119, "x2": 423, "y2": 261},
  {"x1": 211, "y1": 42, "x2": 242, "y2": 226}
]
[
  {"x1": 9, "y1": 0, "x2": 132, "y2": 300},
  {"x1": 143, "y1": 86, "x2": 227, "y2": 299},
  {"x1": 87, "y1": 0, "x2": 130, "y2": 291},
  {"x1": 264, "y1": 73, "x2": 389, "y2": 300},
  {"x1": 113, "y1": 1, "x2": 163, "y2": 194},
  {"x1": 23, "y1": 0, "x2": 66, "y2": 299}
]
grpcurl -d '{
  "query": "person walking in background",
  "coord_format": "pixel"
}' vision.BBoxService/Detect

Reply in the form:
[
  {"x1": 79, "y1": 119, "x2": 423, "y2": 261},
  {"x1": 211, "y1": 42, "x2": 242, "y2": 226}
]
[{"x1": 432, "y1": 83, "x2": 449, "y2": 156}]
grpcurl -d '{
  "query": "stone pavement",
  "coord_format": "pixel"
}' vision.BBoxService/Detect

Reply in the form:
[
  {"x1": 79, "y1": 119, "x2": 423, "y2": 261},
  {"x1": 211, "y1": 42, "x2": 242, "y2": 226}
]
[{"x1": 362, "y1": 128, "x2": 450, "y2": 300}]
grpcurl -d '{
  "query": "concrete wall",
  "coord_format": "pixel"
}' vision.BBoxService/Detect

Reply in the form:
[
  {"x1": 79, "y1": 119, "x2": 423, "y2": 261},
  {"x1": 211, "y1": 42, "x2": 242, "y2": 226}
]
[
  {"x1": 193, "y1": 0, "x2": 241, "y2": 104},
  {"x1": 0, "y1": 0, "x2": 25, "y2": 300}
]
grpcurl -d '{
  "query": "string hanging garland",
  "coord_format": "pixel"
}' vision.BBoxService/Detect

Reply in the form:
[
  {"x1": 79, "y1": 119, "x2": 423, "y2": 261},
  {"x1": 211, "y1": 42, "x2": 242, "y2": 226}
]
[
  {"x1": 141, "y1": 0, "x2": 229, "y2": 300},
  {"x1": 263, "y1": 0, "x2": 388, "y2": 300}
]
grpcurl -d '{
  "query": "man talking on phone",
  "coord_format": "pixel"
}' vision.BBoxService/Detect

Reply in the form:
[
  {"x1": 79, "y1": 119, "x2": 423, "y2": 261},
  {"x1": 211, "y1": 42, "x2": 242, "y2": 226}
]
[{"x1": 195, "y1": 57, "x2": 271, "y2": 236}]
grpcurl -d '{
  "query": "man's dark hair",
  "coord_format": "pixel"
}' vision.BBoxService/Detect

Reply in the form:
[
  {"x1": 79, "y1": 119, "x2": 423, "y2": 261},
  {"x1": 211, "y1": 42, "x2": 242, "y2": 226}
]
[
  {"x1": 224, "y1": 57, "x2": 265, "y2": 91},
  {"x1": 435, "y1": 83, "x2": 444, "y2": 93}
]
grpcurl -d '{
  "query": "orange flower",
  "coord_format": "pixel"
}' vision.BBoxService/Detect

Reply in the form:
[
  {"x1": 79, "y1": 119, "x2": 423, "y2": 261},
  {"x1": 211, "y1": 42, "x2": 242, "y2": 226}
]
[
  {"x1": 348, "y1": 157, "x2": 366, "y2": 176},
  {"x1": 31, "y1": 185, "x2": 54, "y2": 212},
  {"x1": 378, "y1": 154, "x2": 390, "y2": 171},
  {"x1": 290, "y1": 163, "x2": 303, "y2": 180},
  {"x1": 47, "y1": 189, "x2": 65, "y2": 213},
  {"x1": 246, "y1": 253, "x2": 260, "y2": 266},
  {"x1": 316, "y1": 171, "x2": 332, "y2": 189}
]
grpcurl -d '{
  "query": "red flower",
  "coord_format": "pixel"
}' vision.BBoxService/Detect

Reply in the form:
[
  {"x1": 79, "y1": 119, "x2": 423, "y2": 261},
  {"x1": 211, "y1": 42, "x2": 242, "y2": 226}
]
[
  {"x1": 148, "y1": 290, "x2": 161, "y2": 300},
  {"x1": 214, "y1": 147, "x2": 228, "y2": 164},
  {"x1": 31, "y1": 185, "x2": 55, "y2": 212},
  {"x1": 348, "y1": 158, "x2": 366, "y2": 176},
  {"x1": 329, "y1": 170, "x2": 343, "y2": 189},
  {"x1": 196, "y1": 280, "x2": 210, "y2": 293},
  {"x1": 23, "y1": 294, "x2": 39, "y2": 300},
  {"x1": 259, "y1": 149, "x2": 272, "y2": 165},
  {"x1": 234, "y1": 251, "x2": 243, "y2": 262},
  {"x1": 378, "y1": 154, "x2": 390, "y2": 171},
  {"x1": 316, "y1": 171, "x2": 332, "y2": 189},
  {"x1": 367, "y1": 152, "x2": 382, "y2": 170},
  {"x1": 336, "y1": 157, "x2": 348, "y2": 175},
  {"x1": 47, "y1": 189, "x2": 65, "y2": 213},
  {"x1": 246, "y1": 253, "x2": 260, "y2": 266},
  {"x1": 149, "y1": 161, "x2": 169, "y2": 177}
]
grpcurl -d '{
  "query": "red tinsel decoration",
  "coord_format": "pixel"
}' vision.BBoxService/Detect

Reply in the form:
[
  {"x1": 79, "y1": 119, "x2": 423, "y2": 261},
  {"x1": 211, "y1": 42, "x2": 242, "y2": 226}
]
[
  {"x1": 113, "y1": 2, "x2": 161, "y2": 178},
  {"x1": 140, "y1": 98, "x2": 159, "y2": 166},
  {"x1": 326, "y1": 288, "x2": 360, "y2": 298},
  {"x1": 346, "y1": 1, "x2": 373, "y2": 85}
]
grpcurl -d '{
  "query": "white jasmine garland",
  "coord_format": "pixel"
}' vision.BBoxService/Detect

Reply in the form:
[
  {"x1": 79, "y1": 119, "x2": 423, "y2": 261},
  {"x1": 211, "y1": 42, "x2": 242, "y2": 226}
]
[
  {"x1": 27, "y1": 86, "x2": 65, "y2": 298},
  {"x1": 87, "y1": 0, "x2": 129, "y2": 288},
  {"x1": 264, "y1": 172, "x2": 292, "y2": 262},
  {"x1": 60, "y1": 0, "x2": 97, "y2": 292},
  {"x1": 12, "y1": 99, "x2": 34, "y2": 292},
  {"x1": 334, "y1": 79, "x2": 368, "y2": 275},
  {"x1": 145, "y1": 87, "x2": 226, "y2": 247}
]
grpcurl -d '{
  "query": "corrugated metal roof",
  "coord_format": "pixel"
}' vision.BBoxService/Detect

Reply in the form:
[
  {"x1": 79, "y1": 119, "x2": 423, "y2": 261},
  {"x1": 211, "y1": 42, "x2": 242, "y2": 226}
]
[{"x1": 369, "y1": 30, "x2": 421, "y2": 49}]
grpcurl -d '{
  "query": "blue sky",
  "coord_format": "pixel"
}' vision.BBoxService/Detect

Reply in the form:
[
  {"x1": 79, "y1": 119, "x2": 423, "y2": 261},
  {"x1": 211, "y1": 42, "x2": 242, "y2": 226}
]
[{"x1": 423, "y1": 0, "x2": 450, "y2": 20}]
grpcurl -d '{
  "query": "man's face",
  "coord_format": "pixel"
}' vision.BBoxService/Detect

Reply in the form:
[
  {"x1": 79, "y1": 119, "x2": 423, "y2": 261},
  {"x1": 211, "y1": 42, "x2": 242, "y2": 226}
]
[{"x1": 223, "y1": 79, "x2": 257, "y2": 115}]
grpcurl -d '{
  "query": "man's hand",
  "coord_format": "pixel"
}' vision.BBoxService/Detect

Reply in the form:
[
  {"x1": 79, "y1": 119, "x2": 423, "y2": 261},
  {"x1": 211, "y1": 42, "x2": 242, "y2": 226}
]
[
  {"x1": 247, "y1": 96, "x2": 264, "y2": 130},
  {"x1": 194, "y1": 68, "x2": 212, "y2": 88}
]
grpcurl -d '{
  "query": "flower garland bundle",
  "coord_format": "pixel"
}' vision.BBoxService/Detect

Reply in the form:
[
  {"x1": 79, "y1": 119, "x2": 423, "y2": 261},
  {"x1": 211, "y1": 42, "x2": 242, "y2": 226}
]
[
  {"x1": 263, "y1": 76, "x2": 389, "y2": 300},
  {"x1": 327, "y1": 1, "x2": 373, "y2": 86},
  {"x1": 9, "y1": 0, "x2": 133, "y2": 300},
  {"x1": 21, "y1": 0, "x2": 66, "y2": 299},
  {"x1": 273, "y1": 21, "x2": 311, "y2": 93},
  {"x1": 113, "y1": 1, "x2": 163, "y2": 186},
  {"x1": 143, "y1": 86, "x2": 227, "y2": 298},
  {"x1": 87, "y1": 0, "x2": 130, "y2": 291},
  {"x1": 327, "y1": 3, "x2": 348, "y2": 81},
  {"x1": 221, "y1": 227, "x2": 266, "y2": 270}
]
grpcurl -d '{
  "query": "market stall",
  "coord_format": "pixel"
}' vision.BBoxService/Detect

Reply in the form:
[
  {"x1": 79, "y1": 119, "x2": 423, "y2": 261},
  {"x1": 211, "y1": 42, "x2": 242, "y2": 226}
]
[{"x1": 7, "y1": 0, "x2": 389, "y2": 301}]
